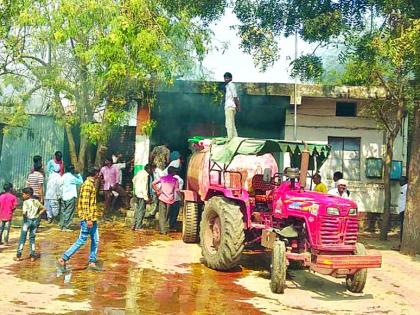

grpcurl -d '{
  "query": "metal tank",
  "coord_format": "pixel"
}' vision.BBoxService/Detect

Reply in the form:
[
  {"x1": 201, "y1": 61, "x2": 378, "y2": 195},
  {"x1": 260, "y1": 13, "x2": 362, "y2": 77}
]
[{"x1": 186, "y1": 148, "x2": 278, "y2": 200}]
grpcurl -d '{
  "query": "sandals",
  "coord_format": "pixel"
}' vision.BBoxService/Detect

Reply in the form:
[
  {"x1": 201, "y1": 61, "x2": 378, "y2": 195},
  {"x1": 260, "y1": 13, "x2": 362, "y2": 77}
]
[{"x1": 87, "y1": 263, "x2": 101, "y2": 271}]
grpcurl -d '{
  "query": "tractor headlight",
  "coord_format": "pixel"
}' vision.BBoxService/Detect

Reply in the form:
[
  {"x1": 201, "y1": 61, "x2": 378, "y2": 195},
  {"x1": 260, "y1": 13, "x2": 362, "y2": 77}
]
[
  {"x1": 349, "y1": 208, "x2": 358, "y2": 216},
  {"x1": 326, "y1": 207, "x2": 339, "y2": 216}
]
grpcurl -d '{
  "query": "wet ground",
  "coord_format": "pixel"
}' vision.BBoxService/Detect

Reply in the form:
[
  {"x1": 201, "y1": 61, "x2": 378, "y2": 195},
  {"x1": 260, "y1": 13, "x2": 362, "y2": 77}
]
[{"x1": 0, "y1": 220, "x2": 419, "y2": 315}]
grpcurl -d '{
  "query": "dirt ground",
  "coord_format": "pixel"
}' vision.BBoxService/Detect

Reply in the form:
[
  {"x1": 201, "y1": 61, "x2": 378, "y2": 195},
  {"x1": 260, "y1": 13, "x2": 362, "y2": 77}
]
[{"x1": 0, "y1": 221, "x2": 419, "y2": 315}]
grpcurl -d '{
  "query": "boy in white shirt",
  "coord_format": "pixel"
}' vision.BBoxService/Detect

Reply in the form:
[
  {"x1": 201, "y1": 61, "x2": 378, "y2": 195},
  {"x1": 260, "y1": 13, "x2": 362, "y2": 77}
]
[{"x1": 15, "y1": 187, "x2": 46, "y2": 261}]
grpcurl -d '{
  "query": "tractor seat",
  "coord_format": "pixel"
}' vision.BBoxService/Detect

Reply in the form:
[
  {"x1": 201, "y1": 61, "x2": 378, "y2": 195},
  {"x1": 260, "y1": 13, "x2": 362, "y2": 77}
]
[
  {"x1": 252, "y1": 174, "x2": 274, "y2": 192},
  {"x1": 252, "y1": 174, "x2": 274, "y2": 203}
]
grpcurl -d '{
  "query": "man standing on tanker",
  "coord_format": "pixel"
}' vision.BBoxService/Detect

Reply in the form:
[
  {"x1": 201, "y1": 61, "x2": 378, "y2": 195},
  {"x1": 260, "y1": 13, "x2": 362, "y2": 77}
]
[{"x1": 224, "y1": 72, "x2": 240, "y2": 140}]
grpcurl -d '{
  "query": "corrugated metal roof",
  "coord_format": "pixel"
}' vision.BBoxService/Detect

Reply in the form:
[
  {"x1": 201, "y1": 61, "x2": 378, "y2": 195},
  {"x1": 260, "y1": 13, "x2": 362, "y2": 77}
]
[{"x1": 0, "y1": 115, "x2": 65, "y2": 189}]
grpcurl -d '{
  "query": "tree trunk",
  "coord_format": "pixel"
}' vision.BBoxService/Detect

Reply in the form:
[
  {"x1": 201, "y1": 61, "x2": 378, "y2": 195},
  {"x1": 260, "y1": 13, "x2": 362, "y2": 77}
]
[
  {"x1": 65, "y1": 125, "x2": 79, "y2": 167},
  {"x1": 400, "y1": 105, "x2": 420, "y2": 255},
  {"x1": 94, "y1": 141, "x2": 107, "y2": 167},
  {"x1": 77, "y1": 135, "x2": 88, "y2": 172},
  {"x1": 380, "y1": 134, "x2": 395, "y2": 240}
]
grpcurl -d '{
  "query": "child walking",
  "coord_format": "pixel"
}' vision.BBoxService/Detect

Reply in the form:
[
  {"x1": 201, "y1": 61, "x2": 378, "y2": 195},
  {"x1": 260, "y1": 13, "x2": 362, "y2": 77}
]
[
  {"x1": 15, "y1": 187, "x2": 46, "y2": 261},
  {"x1": 0, "y1": 183, "x2": 18, "y2": 245}
]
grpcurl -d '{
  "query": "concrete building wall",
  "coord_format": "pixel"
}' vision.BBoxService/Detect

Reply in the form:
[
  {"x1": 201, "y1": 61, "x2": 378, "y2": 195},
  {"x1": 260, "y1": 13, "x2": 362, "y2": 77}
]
[{"x1": 284, "y1": 97, "x2": 408, "y2": 213}]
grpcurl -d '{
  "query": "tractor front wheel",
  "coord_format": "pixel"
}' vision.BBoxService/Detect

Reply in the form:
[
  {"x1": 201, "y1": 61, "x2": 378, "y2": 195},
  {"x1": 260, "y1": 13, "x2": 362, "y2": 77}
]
[
  {"x1": 182, "y1": 201, "x2": 200, "y2": 243},
  {"x1": 270, "y1": 240, "x2": 287, "y2": 293},
  {"x1": 200, "y1": 196, "x2": 244, "y2": 271},
  {"x1": 346, "y1": 243, "x2": 368, "y2": 293}
]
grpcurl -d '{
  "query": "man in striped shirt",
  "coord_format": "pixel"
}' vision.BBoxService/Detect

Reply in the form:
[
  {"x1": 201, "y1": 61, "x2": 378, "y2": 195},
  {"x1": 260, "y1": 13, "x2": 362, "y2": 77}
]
[
  {"x1": 58, "y1": 167, "x2": 100, "y2": 270},
  {"x1": 26, "y1": 164, "x2": 44, "y2": 203}
]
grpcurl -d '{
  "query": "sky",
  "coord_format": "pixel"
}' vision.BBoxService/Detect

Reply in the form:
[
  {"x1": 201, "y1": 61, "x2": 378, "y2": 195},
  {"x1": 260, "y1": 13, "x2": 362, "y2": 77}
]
[{"x1": 202, "y1": 9, "x2": 315, "y2": 84}]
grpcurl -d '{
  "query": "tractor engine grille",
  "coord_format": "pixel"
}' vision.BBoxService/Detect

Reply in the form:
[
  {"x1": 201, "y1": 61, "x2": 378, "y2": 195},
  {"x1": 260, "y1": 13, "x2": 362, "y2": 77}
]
[{"x1": 319, "y1": 216, "x2": 358, "y2": 246}]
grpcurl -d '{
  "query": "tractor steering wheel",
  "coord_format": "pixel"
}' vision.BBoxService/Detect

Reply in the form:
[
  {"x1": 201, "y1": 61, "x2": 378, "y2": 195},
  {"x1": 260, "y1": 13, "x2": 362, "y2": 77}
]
[{"x1": 271, "y1": 173, "x2": 282, "y2": 186}]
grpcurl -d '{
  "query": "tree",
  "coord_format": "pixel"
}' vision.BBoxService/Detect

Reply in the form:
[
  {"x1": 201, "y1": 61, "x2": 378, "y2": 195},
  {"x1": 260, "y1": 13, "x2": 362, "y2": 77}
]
[
  {"x1": 0, "y1": 0, "x2": 224, "y2": 170},
  {"x1": 401, "y1": 104, "x2": 420, "y2": 255},
  {"x1": 233, "y1": 0, "x2": 418, "y2": 241}
]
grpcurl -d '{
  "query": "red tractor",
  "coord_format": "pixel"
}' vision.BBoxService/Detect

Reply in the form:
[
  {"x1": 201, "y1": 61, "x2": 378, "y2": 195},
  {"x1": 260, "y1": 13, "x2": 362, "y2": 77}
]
[{"x1": 181, "y1": 137, "x2": 381, "y2": 293}]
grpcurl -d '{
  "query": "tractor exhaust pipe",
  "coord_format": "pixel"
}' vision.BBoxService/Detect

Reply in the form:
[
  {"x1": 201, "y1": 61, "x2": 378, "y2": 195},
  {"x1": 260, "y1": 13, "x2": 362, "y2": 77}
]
[{"x1": 299, "y1": 141, "x2": 309, "y2": 190}]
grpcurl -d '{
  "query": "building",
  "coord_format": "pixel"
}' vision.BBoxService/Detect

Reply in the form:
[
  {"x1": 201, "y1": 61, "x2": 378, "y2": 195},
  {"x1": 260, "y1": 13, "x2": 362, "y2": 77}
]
[{"x1": 283, "y1": 85, "x2": 408, "y2": 215}]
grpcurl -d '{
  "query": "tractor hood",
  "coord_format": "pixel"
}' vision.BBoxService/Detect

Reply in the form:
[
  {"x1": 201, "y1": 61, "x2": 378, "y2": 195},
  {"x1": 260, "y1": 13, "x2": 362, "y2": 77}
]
[{"x1": 283, "y1": 190, "x2": 357, "y2": 209}]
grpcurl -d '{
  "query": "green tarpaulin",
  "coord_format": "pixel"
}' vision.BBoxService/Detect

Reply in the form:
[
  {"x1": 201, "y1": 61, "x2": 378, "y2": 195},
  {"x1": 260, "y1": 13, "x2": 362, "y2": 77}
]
[{"x1": 188, "y1": 136, "x2": 331, "y2": 170}]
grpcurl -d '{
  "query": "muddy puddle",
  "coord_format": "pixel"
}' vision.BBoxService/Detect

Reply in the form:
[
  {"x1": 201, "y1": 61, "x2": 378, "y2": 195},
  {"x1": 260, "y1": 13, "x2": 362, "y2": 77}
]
[
  {"x1": 3, "y1": 222, "x2": 420, "y2": 315},
  {"x1": 6, "y1": 222, "x2": 265, "y2": 314}
]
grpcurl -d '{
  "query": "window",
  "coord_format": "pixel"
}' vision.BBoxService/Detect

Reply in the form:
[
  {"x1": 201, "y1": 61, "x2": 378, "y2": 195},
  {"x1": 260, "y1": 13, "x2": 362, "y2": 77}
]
[
  {"x1": 328, "y1": 137, "x2": 361, "y2": 180},
  {"x1": 336, "y1": 102, "x2": 357, "y2": 117}
]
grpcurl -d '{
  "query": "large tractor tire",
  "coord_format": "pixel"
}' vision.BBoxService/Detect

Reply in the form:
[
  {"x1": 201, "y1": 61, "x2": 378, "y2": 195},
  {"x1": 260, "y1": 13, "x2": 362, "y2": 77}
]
[
  {"x1": 200, "y1": 196, "x2": 245, "y2": 271},
  {"x1": 346, "y1": 243, "x2": 368, "y2": 293},
  {"x1": 182, "y1": 201, "x2": 200, "y2": 243},
  {"x1": 270, "y1": 240, "x2": 287, "y2": 293}
]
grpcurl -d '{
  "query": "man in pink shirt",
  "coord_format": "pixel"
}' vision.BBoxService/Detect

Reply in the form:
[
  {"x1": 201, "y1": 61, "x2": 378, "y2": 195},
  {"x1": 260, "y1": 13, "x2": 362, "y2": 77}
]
[
  {"x1": 152, "y1": 166, "x2": 180, "y2": 234},
  {"x1": 100, "y1": 157, "x2": 128, "y2": 214},
  {"x1": 0, "y1": 183, "x2": 18, "y2": 245}
]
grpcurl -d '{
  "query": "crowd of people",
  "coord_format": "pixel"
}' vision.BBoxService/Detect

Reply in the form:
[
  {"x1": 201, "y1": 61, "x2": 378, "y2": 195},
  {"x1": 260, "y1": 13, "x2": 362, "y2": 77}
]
[
  {"x1": 0, "y1": 146, "x2": 184, "y2": 268},
  {"x1": 0, "y1": 151, "x2": 103, "y2": 265},
  {"x1": 132, "y1": 146, "x2": 184, "y2": 235}
]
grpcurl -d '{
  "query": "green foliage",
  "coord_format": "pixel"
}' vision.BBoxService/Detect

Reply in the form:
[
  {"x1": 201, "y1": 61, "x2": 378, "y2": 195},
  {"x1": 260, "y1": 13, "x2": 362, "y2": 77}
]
[
  {"x1": 0, "y1": 98, "x2": 28, "y2": 129},
  {"x1": 0, "y1": 0, "x2": 223, "y2": 161},
  {"x1": 199, "y1": 82, "x2": 224, "y2": 105},
  {"x1": 290, "y1": 55, "x2": 324, "y2": 82},
  {"x1": 141, "y1": 119, "x2": 157, "y2": 136},
  {"x1": 233, "y1": 0, "x2": 418, "y2": 85}
]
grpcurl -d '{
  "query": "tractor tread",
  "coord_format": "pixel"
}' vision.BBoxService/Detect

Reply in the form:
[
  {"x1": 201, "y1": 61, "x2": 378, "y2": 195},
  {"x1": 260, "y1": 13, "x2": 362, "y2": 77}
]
[
  {"x1": 200, "y1": 196, "x2": 245, "y2": 271},
  {"x1": 346, "y1": 242, "x2": 368, "y2": 293},
  {"x1": 182, "y1": 201, "x2": 199, "y2": 243}
]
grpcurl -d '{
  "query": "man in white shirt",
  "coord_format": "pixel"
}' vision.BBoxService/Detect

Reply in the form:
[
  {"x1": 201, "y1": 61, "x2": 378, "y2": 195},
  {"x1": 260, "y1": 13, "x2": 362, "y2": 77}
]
[
  {"x1": 224, "y1": 72, "x2": 240, "y2": 140},
  {"x1": 328, "y1": 179, "x2": 351, "y2": 199},
  {"x1": 162, "y1": 151, "x2": 181, "y2": 176},
  {"x1": 44, "y1": 164, "x2": 62, "y2": 223},
  {"x1": 397, "y1": 176, "x2": 408, "y2": 248},
  {"x1": 131, "y1": 164, "x2": 155, "y2": 231}
]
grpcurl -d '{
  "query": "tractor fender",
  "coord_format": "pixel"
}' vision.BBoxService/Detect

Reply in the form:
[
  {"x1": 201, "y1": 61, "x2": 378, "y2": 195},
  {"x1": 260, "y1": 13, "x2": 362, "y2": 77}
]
[
  {"x1": 182, "y1": 189, "x2": 200, "y2": 202},
  {"x1": 204, "y1": 188, "x2": 251, "y2": 228}
]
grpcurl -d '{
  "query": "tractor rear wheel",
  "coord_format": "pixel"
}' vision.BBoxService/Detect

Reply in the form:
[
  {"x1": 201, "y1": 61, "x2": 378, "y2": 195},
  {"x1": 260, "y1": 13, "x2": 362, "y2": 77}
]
[
  {"x1": 200, "y1": 196, "x2": 244, "y2": 271},
  {"x1": 346, "y1": 243, "x2": 368, "y2": 293},
  {"x1": 270, "y1": 240, "x2": 287, "y2": 293},
  {"x1": 182, "y1": 201, "x2": 200, "y2": 243}
]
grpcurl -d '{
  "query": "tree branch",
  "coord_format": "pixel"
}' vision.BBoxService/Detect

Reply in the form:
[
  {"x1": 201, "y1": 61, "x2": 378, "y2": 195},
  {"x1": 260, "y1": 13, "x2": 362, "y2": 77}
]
[
  {"x1": 378, "y1": 105, "x2": 392, "y2": 133},
  {"x1": 20, "y1": 55, "x2": 48, "y2": 67},
  {"x1": 375, "y1": 70, "x2": 398, "y2": 101}
]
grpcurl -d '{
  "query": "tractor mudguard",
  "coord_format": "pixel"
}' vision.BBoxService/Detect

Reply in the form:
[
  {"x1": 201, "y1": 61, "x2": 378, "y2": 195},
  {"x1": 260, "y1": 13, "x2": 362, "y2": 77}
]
[{"x1": 182, "y1": 190, "x2": 199, "y2": 202}]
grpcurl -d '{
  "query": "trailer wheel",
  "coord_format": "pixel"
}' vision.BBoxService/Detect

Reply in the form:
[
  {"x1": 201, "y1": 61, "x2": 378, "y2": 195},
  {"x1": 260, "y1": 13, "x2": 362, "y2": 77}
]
[
  {"x1": 270, "y1": 240, "x2": 287, "y2": 293},
  {"x1": 200, "y1": 196, "x2": 244, "y2": 270},
  {"x1": 346, "y1": 243, "x2": 368, "y2": 293},
  {"x1": 182, "y1": 201, "x2": 200, "y2": 243}
]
